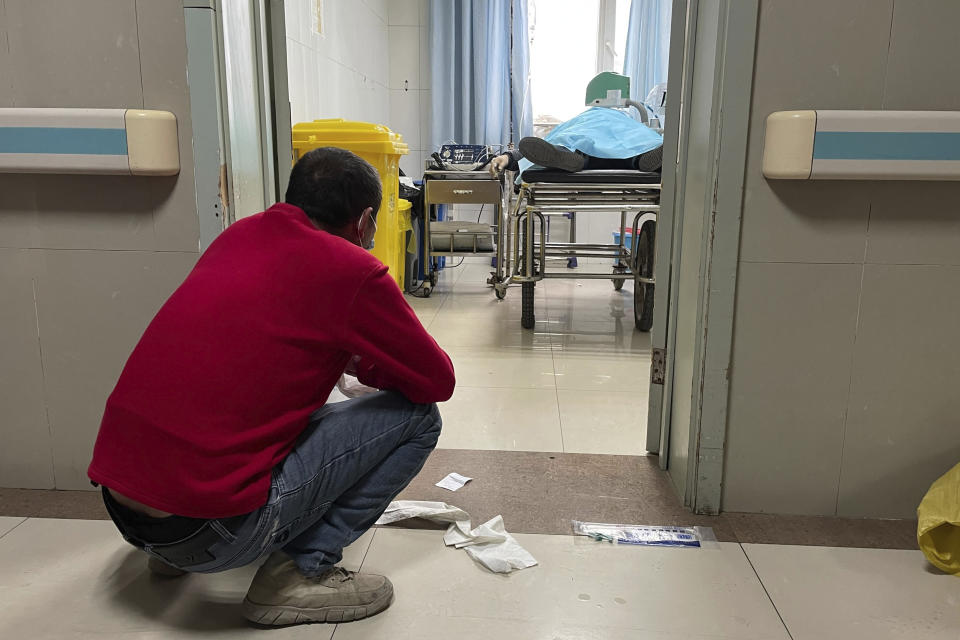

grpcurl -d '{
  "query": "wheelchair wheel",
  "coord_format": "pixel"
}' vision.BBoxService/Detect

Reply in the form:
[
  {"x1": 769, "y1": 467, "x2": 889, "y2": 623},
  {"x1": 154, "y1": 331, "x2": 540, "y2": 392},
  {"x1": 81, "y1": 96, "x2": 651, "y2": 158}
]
[{"x1": 634, "y1": 224, "x2": 656, "y2": 332}]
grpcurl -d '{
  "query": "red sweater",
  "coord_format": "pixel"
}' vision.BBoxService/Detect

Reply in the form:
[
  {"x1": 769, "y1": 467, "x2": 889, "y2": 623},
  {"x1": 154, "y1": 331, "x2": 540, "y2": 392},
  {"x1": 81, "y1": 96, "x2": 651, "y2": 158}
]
[{"x1": 88, "y1": 203, "x2": 455, "y2": 518}]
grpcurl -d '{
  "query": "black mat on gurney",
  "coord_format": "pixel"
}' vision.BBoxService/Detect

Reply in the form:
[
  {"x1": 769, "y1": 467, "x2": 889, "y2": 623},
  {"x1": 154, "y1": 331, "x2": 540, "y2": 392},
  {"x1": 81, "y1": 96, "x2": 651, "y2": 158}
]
[{"x1": 521, "y1": 168, "x2": 661, "y2": 184}]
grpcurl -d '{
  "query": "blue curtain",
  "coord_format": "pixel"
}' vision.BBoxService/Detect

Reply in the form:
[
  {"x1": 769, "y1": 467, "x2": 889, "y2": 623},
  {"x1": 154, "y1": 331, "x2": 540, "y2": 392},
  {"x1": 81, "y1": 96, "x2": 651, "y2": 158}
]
[
  {"x1": 429, "y1": 0, "x2": 533, "y2": 151},
  {"x1": 622, "y1": 0, "x2": 672, "y2": 105}
]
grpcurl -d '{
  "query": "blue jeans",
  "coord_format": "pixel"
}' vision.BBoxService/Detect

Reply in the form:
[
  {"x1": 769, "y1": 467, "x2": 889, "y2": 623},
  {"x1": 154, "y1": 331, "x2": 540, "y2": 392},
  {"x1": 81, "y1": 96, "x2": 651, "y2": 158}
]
[{"x1": 109, "y1": 392, "x2": 441, "y2": 577}]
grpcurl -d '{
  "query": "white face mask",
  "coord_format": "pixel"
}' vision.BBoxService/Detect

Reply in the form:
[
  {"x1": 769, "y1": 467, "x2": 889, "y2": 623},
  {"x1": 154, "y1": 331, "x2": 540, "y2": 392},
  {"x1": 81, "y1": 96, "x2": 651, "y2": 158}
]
[{"x1": 357, "y1": 211, "x2": 377, "y2": 251}]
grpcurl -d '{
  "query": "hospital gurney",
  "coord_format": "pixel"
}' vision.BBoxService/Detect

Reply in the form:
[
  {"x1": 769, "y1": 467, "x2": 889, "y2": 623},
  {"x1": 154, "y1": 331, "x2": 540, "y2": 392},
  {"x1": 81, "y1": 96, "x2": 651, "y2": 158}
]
[{"x1": 495, "y1": 168, "x2": 659, "y2": 331}]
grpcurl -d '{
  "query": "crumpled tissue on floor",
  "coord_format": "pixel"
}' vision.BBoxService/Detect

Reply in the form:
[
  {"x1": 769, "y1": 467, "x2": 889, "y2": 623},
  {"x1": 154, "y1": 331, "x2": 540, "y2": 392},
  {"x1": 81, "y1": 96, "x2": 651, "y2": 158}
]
[{"x1": 375, "y1": 500, "x2": 538, "y2": 574}]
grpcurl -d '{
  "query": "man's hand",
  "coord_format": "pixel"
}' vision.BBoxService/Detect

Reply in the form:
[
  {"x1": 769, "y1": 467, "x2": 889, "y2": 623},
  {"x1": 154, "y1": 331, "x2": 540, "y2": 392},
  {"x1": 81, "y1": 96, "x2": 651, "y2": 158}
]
[
  {"x1": 343, "y1": 354, "x2": 361, "y2": 377},
  {"x1": 336, "y1": 374, "x2": 379, "y2": 398},
  {"x1": 488, "y1": 153, "x2": 510, "y2": 177}
]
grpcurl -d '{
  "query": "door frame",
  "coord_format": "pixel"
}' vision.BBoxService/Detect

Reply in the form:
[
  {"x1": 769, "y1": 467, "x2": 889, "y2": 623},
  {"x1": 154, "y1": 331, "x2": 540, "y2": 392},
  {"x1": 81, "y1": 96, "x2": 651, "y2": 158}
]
[
  {"x1": 645, "y1": 0, "x2": 697, "y2": 458},
  {"x1": 263, "y1": 0, "x2": 293, "y2": 198},
  {"x1": 646, "y1": 0, "x2": 758, "y2": 514}
]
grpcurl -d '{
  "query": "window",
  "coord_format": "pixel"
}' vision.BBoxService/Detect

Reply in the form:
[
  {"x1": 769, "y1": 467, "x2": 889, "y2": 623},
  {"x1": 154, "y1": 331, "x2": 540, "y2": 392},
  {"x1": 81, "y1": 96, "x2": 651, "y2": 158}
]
[
  {"x1": 527, "y1": 0, "x2": 600, "y2": 124},
  {"x1": 527, "y1": 0, "x2": 633, "y2": 127}
]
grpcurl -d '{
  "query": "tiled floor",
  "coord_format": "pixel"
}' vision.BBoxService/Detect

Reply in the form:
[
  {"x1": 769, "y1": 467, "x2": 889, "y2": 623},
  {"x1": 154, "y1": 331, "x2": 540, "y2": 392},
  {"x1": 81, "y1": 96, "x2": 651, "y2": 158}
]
[
  {"x1": 409, "y1": 259, "x2": 652, "y2": 454},
  {"x1": 1, "y1": 517, "x2": 957, "y2": 639},
  {"x1": 2, "y1": 261, "x2": 949, "y2": 638}
]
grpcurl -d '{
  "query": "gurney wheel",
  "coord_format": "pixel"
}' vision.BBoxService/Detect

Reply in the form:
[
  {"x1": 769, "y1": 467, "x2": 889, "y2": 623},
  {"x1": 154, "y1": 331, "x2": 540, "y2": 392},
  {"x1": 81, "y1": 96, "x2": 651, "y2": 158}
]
[
  {"x1": 495, "y1": 283, "x2": 508, "y2": 300},
  {"x1": 635, "y1": 282, "x2": 654, "y2": 331},
  {"x1": 521, "y1": 282, "x2": 535, "y2": 329},
  {"x1": 612, "y1": 265, "x2": 628, "y2": 291}
]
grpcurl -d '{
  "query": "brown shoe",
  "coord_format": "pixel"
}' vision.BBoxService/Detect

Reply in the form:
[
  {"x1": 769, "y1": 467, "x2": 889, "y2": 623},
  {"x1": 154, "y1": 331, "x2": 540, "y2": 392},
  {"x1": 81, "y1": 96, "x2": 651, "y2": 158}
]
[{"x1": 242, "y1": 552, "x2": 393, "y2": 625}]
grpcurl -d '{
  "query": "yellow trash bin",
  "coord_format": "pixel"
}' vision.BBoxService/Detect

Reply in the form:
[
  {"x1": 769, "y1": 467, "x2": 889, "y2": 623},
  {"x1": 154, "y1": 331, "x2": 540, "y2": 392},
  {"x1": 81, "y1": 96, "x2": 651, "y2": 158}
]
[
  {"x1": 291, "y1": 119, "x2": 409, "y2": 286},
  {"x1": 393, "y1": 198, "x2": 414, "y2": 288}
]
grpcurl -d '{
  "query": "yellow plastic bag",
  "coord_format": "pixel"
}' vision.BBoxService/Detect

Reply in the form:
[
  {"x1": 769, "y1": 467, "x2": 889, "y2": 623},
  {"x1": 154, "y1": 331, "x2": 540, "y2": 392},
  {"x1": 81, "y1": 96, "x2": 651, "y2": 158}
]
[{"x1": 917, "y1": 461, "x2": 960, "y2": 575}]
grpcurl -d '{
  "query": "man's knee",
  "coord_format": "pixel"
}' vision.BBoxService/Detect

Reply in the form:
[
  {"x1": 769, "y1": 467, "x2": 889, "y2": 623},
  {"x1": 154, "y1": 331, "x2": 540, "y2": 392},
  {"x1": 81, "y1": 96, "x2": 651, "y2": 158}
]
[{"x1": 412, "y1": 402, "x2": 442, "y2": 441}]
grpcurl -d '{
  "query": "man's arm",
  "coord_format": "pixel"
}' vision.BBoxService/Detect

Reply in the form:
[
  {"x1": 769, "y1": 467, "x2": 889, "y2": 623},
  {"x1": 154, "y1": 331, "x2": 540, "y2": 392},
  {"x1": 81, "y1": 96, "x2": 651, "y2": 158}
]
[
  {"x1": 489, "y1": 149, "x2": 523, "y2": 176},
  {"x1": 340, "y1": 264, "x2": 455, "y2": 404}
]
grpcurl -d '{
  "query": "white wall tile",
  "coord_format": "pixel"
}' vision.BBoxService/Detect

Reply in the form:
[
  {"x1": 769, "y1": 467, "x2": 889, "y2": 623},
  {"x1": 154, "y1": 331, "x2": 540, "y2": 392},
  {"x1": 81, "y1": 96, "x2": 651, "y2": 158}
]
[
  {"x1": 297, "y1": 0, "x2": 312, "y2": 49},
  {"x1": 365, "y1": 0, "x2": 389, "y2": 24},
  {"x1": 304, "y1": 50, "x2": 321, "y2": 121},
  {"x1": 373, "y1": 80, "x2": 391, "y2": 124},
  {"x1": 389, "y1": 88, "x2": 421, "y2": 148},
  {"x1": 388, "y1": 25, "x2": 420, "y2": 90},
  {"x1": 0, "y1": 250, "x2": 54, "y2": 488},
  {"x1": 838, "y1": 264, "x2": 960, "y2": 518},
  {"x1": 310, "y1": 9, "x2": 333, "y2": 60},
  {"x1": 286, "y1": 0, "x2": 396, "y2": 127},
  {"x1": 723, "y1": 261, "x2": 863, "y2": 516},
  {"x1": 866, "y1": 181, "x2": 960, "y2": 267},
  {"x1": 738, "y1": 0, "x2": 891, "y2": 264},
  {"x1": 314, "y1": 56, "x2": 340, "y2": 119},
  {"x1": 389, "y1": 0, "x2": 420, "y2": 25},
  {"x1": 324, "y1": 0, "x2": 349, "y2": 66},
  {"x1": 883, "y1": 0, "x2": 960, "y2": 111},
  {"x1": 368, "y1": 17, "x2": 390, "y2": 87}
]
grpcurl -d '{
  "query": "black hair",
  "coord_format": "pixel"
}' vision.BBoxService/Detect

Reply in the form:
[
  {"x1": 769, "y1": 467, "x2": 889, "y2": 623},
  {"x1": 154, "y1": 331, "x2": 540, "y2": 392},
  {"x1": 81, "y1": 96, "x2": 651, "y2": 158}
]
[{"x1": 284, "y1": 147, "x2": 383, "y2": 228}]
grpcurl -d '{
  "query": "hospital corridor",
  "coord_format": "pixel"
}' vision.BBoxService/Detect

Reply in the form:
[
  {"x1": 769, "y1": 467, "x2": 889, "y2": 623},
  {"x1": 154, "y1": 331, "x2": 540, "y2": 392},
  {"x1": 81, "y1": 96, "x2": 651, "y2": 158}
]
[{"x1": 1, "y1": 0, "x2": 960, "y2": 639}]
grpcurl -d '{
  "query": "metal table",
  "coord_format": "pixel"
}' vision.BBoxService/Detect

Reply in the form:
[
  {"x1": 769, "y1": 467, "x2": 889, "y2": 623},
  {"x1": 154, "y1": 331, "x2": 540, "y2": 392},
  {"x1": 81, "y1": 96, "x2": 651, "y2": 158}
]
[{"x1": 420, "y1": 169, "x2": 508, "y2": 297}]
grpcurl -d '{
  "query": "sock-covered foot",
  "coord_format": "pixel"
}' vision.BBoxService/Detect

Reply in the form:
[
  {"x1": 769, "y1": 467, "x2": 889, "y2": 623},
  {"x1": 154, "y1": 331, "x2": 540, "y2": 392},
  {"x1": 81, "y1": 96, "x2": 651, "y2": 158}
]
[
  {"x1": 518, "y1": 137, "x2": 586, "y2": 172},
  {"x1": 242, "y1": 552, "x2": 393, "y2": 625},
  {"x1": 633, "y1": 145, "x2": 663, "y2": 172}
]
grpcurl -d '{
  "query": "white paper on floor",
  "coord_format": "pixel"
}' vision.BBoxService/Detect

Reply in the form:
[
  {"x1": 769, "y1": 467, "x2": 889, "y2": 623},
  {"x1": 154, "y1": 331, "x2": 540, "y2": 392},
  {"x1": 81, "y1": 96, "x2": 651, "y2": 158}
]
[
  {"x1": 375, "y1": 500, "x2": 538, "y2": 574},
  {"x1": 435, "y1": 472, "x2": 472, "y2": 491}
]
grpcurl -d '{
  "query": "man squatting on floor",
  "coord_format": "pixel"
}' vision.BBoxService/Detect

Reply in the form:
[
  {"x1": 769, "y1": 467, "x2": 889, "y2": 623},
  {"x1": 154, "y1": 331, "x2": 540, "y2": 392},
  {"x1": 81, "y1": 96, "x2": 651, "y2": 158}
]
[{"x1": 88, "y1": 147, "x2": 456, "y2": 625}]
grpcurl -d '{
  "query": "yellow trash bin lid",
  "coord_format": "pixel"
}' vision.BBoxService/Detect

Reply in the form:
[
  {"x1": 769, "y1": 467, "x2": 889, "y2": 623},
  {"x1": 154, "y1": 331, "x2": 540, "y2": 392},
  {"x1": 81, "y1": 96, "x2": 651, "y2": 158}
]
[{"x1": 292, "y1": 119, "x2": 409, "y2": 158}]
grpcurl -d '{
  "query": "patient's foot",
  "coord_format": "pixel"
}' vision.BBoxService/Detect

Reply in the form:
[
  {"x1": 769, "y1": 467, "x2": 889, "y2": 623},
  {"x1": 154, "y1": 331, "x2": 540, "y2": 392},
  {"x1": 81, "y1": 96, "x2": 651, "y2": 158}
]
[
  {"x1": 633, "y1": 145, "x2": 663, "y2": 172},
  {"x1": 518, "y1": 137, "x2": 585, "y2": 172}
]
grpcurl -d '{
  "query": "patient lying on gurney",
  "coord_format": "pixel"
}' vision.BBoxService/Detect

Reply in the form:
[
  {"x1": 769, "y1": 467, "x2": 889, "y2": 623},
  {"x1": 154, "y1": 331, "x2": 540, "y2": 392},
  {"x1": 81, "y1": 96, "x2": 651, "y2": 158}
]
[{"x1": 490, "y1": 105, "x2": 664, "y2": 177}]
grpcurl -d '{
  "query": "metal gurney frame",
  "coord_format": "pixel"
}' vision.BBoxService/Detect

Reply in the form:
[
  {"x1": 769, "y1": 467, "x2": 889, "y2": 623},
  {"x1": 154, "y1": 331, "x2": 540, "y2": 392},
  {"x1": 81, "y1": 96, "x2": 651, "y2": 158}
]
[{"x1": 493, "y1": 169, "x2": 660, "y2": 331}]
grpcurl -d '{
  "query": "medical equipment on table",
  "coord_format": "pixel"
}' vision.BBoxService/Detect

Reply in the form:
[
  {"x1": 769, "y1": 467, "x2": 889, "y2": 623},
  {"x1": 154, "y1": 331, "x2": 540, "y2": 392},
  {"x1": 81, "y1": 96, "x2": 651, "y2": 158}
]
[{"x1": 430, "y1": 144, "x2": 502, "y2": 172}]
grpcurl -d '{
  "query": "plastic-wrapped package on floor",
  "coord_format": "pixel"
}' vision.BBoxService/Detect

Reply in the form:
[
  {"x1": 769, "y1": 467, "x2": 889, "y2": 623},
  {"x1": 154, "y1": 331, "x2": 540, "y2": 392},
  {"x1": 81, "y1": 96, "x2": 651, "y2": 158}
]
[{"x1": 572, "y1": 520, "x2": 716, "y2": 548}]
